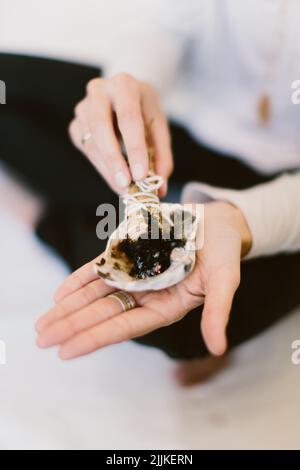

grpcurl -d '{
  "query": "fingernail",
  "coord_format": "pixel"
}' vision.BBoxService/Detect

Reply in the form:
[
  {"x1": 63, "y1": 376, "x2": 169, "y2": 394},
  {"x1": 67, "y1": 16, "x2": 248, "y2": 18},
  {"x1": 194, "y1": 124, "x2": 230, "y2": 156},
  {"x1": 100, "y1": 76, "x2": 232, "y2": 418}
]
[
  {"x1": 115, "y1": 171, "x2": 129, "y2": 189},
  {"x1": 132, "y1": 163, "x2": 145, "y2": 181}
]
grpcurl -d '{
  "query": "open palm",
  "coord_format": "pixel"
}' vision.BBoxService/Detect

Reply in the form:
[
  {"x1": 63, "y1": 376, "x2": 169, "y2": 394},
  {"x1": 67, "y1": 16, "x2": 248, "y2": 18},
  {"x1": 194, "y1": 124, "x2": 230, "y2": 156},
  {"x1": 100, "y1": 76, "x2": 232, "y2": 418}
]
[{"x1": 36, "y1": 202, "x2": 249, "y2": 359}]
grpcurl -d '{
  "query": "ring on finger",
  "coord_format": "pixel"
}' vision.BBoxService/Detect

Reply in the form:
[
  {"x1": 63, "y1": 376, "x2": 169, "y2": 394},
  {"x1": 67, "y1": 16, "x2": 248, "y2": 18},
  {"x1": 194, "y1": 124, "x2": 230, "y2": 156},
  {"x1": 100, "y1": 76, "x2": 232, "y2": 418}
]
[
  {"x1": 81, "y1": 132, "x2": 92, "y2": 146},
  {"x1": 108, "y1": 291, "x2": 137, "y2": 312}
]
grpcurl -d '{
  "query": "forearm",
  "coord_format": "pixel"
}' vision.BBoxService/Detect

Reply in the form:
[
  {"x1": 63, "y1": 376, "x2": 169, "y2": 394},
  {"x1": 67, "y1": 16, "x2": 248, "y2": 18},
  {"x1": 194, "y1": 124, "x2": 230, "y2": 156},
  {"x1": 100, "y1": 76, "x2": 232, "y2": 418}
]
[{"x1": 182, "y1": 171, "x2": 300, "y2": 259}]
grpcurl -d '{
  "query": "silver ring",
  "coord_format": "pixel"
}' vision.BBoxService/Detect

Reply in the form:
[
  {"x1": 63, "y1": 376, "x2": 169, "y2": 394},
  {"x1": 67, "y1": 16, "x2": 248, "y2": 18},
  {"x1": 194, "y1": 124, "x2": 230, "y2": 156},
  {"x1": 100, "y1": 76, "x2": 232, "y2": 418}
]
[
  {"x1": 108, "y1": 291, "x2": 137, "y2": 312},
  {"x1": 81, "y1": 132, "x2": 92, "y2": 145}
]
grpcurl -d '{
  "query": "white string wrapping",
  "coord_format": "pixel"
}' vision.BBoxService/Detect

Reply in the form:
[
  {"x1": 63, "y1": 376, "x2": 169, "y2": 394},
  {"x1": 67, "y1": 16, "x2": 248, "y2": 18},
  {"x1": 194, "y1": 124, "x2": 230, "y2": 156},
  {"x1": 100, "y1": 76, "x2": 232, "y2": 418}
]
[
  {"x1": 122, "y1": 175, "x2": 163, "y2": 215},
  {"x1": 122, "y1": 175, "x2": 171, "y2": 240}
]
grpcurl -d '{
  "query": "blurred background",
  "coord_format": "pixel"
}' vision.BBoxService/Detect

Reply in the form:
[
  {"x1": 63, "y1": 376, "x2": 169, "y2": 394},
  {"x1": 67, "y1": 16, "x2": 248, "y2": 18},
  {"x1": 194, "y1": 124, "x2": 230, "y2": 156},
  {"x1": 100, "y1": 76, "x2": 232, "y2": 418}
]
[{"x1": 1, "y1": 0, "x2": 300, "y2": 451}]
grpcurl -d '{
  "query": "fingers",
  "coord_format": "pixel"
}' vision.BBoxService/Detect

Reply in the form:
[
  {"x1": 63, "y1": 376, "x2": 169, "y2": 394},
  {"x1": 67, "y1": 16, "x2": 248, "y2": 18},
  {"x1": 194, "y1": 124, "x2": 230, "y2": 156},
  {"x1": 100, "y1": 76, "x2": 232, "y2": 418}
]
[
  {"x1": 58, "y1": 305, "x2": 167, "y2": 360},
  {"x1": 85, "y1": 79, "x2": 131, "y2": 190},
  {"x1": 150, "y1": 116, "x2": 173, "y2": 197},
  {"x1": 141, "y1": 85, "x2": 173, "y2": 196},
  {"x1": 68, "y1": 119, "x2": 114, "y2": 189},
  {"x1": 37, "y1": 288, "x2": 167, "y2": 355},
  {"x1": 109, "y1": 74, "x2": 149, "y2": 181},
  {"x1": 151, "y1": 116, "x2": 173, "y2": 179},
  {"x1": 54, "y1": 257, "x2": 101, "y2": 303},
  {"x1": 36, "y1": 279, "x2": 114, "y2": 334},
  {"x1": 37, "y1": 281, "x2": 188, "y2": 360},
  {"x1": 72, "y1": 83, "x2": 130, "y2": 193},
  {"x1": 70, "y1": 74, "x2": 173, "y2": 196},
  {"x1": 36, "y1": 291, "x2": 123, "y2": 348},
  {"x1": 201, "y1": 269, "x2": 240, "y2": 356}
]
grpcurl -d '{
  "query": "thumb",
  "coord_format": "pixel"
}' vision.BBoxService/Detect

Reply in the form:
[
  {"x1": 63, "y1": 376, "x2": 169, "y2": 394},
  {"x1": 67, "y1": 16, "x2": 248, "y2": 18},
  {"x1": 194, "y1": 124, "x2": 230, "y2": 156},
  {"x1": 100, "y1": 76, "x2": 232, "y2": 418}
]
[{"x1": 201, "y1": 269, "x2": 240, "y2": 356}]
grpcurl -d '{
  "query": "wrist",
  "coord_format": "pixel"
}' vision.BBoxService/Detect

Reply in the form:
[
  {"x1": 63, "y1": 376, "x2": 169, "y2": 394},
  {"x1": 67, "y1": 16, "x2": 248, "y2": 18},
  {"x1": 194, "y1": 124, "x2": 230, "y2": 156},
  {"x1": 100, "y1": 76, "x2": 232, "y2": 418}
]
[
  {"x1": 231, "y1": 203, "x2": 252, "y2": 257},
  {"x1": 204, "y1": 201, "x2": 253, "y2": 258}
]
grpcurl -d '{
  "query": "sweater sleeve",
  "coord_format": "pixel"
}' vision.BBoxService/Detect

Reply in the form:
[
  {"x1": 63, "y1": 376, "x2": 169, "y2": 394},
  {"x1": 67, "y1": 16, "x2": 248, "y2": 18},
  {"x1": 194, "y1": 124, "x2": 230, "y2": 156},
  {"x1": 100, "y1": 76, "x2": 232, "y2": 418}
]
[
  {"x1": 101, "y1": 1, "x2": 200, "y2": 94},
  {"x1": 181, "y1": 172, "x2": 300, "y2": 259}
]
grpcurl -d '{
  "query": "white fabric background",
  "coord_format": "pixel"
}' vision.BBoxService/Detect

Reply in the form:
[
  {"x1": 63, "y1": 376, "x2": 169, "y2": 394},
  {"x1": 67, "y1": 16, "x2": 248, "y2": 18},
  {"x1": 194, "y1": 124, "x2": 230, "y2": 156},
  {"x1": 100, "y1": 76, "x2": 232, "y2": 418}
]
[{"x1": 1, "y1": 0, "x2": 123, "y2": 66}]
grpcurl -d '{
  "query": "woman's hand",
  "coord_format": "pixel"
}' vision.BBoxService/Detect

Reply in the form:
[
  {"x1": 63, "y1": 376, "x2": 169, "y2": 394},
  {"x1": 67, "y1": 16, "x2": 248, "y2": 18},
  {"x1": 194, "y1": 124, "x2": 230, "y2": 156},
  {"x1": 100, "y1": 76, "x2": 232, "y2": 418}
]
[
  {"x1": 69, "y1": 74, "x2": 173, "y2": 196},
  {"x1": 35, "y1": 202, "x2": 252, "y2": 359}
]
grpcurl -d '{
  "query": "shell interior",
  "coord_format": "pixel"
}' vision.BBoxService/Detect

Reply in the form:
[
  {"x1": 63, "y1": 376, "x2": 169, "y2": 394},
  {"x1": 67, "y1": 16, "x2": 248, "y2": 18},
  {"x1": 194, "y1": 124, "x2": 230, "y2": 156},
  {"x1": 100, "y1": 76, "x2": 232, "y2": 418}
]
[{"x1": 95, "y1": 203, "x2": 201, "y2": 291}]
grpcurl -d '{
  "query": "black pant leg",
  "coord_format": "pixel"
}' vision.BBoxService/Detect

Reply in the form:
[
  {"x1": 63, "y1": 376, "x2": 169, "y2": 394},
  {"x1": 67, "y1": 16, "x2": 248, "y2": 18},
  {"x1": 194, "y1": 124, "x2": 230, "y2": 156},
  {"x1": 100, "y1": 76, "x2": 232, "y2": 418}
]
[
  {"x1": 0, "y1": 54, "x2": 118, "y2": 267},
  {"x1": 0, "y1": 53, "x2": 112, "y2": 205}
]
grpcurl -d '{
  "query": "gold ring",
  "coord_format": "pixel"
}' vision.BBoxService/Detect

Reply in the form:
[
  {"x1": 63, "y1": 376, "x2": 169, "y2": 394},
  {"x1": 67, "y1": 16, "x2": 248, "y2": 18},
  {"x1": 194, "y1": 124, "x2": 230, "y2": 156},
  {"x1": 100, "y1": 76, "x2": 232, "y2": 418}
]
[
  {"x1": 108, "y1": 291, "x2": 137, "y2": 312},
  {"x1": 81, "y1": 132, "x2": 92, "y2": 145}
]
